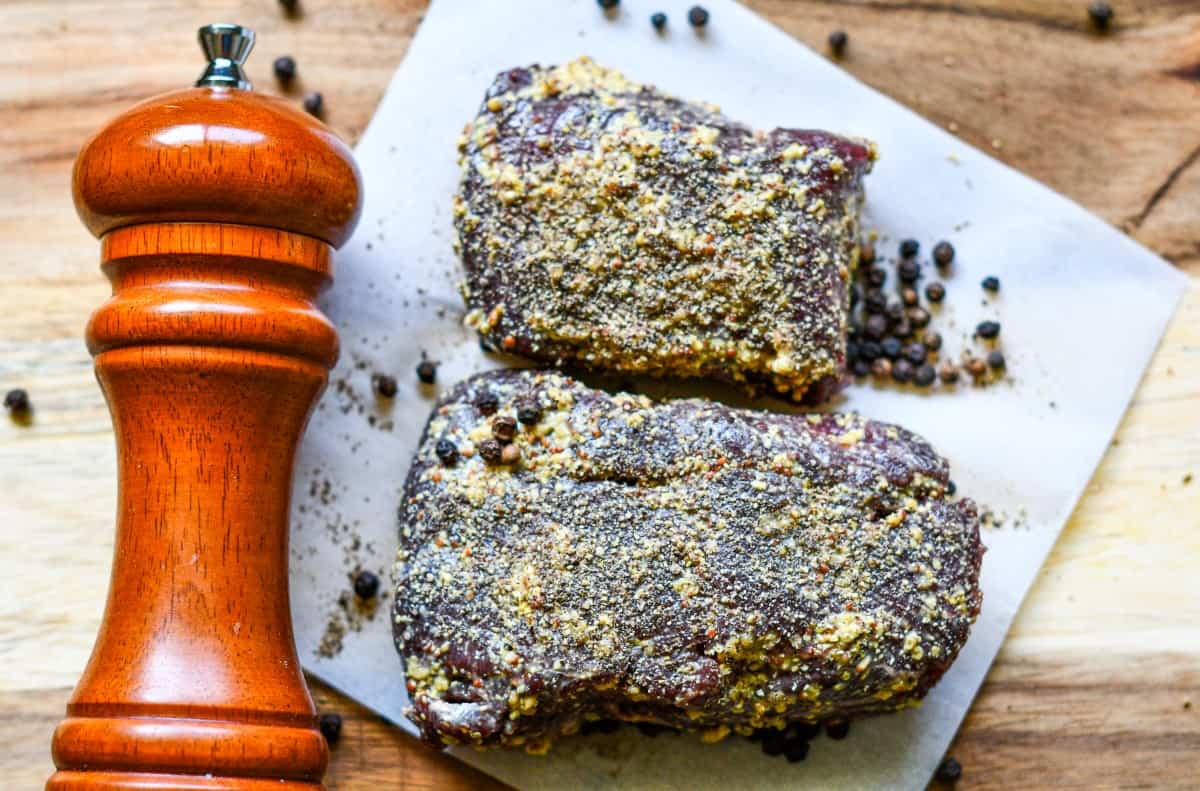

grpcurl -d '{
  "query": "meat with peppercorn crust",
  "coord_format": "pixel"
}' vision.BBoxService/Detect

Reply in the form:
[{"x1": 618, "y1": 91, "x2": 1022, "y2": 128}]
[
  {"x1": 454, "y1": 58, "x2": 875, "y2": 404},
  {"x1": 394, "y1": 370, "x2": 983, "y2": 752}
]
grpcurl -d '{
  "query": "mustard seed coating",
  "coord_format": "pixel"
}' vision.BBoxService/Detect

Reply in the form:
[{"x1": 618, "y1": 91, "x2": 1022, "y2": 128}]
[
  {"x1": 454, "y1": 58, "x2": 876, "y2": 403},
  {"x1": 394, "y1": 370, "x2": 983, "y2": 753}
]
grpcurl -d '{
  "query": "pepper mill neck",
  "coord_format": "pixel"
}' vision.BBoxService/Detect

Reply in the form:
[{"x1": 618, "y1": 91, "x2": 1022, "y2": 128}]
[{"x1": 196, "y1": 23, "x2": 255, "y2": 90}]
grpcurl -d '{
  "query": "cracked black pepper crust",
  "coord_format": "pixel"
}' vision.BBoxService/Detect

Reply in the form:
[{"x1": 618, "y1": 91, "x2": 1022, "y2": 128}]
[
  {"x1": 394, "y1": 370, "x2": 983, "y2": 753},
  {"x1": 454, "y1": 58, "x2": 876, "y2": 404}
]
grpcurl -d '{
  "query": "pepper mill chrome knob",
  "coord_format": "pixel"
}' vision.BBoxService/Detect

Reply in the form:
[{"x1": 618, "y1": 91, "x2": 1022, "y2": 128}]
[{"x1": 196, "y1": 23, "x2": 255, "y2": 90}]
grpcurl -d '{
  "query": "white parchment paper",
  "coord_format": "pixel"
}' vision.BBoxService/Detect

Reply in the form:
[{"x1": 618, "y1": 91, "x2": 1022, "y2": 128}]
[{"x1": 288, "y1": 1, "x2": 1188, "y2": 788}]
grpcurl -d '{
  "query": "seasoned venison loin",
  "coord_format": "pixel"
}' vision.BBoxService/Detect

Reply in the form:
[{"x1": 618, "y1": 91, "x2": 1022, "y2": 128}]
[
  {"x1": 454, "y1": 58, "x2": 875, "y2": 403},
  {"x1": 394, "y1": 370, "x2": 983, "y2": 752}
]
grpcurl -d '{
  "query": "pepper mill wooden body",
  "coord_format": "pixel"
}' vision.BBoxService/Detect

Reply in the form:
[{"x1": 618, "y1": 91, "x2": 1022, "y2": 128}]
[{"x1": 48, "y1": 25, "x2": 361, "y2": 790}]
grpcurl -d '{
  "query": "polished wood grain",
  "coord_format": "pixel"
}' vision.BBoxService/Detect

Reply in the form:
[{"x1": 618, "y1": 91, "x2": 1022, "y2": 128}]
[
  {"x1": 49, "y1": 81, "x2": 361, "y2": 788},
  {"x1": 2, "y1": 2, "x2": 1198, "y2": 790}
]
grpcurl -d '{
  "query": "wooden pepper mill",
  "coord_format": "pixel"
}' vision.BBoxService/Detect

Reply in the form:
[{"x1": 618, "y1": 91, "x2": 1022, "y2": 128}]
[{"x1": 48, "y1": 24, "x2": 361, "y2": 790}]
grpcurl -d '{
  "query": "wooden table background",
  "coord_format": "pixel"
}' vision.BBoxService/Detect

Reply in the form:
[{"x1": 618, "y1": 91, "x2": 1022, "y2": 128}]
[{"x1": 2, "y1": 1, "x2": 1198, "y2": 788}]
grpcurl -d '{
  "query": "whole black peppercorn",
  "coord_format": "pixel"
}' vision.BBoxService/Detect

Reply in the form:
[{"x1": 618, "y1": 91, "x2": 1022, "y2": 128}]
[
  {"x1": 475, "y1": 390, "x2": 500, "y2": 414},
  {"x1": 416, "y1": 359, "x2": 438, "y2": 384},
  {"x1": 1088, "y1": 1, "x2": 1113, "y2": 30},
  {"x1": 651, "y1": 11, "x2": 667, "y2": 29},
  {"x1": 901, "y1": 287, "x2": 919, "y2": 307},
  {"x1": 987, "y1": 349, "x2": 1007, "y2": 369},
  {"x1": 4, "y1": 388, "x2": 30, "y2": 413},
  {"x1": 899, "y1": 238, "x2": 920, "y2": 258},
  {"x1": 783, "y1": 737, "x2": 810, "y2": 762},
  {"x1": 478, "y1": 438, "x2": 503, "y2": 465},
  {"x1": 881, "y1": 336, "x2": 902, "y2": 359},
  {"x1": 925, "y1": 281, "x2": 946, "y2": 302},
  {"x1": 871, "y1": 358, "x2": 892, "y2": 379},
  {"x1": 897, "y1": 258, "x2": 920, "y2": 283},
  {"x1": 303, "y1": 91, "x2": 324, "y2": 117},
  {"x1": 492, "y1": 414, "x2": 518, "y2": 442},
  {"x1": 273, "y1": 55, "x2": 296, "y2": 84},
  {"x1": 865, "y1": 267, "x2": 887, "y2": 287},
  {"x1": 787, "y1": 722, "x2": 821, "y2": 741},
  {"x1": 891, "y1": 318, "x2": 913, "y2": 339},
  {"x1": 353, "y1": 570, "x2": 380, "y2": 599},
  {"x1": 924, "y1": 331, "x2": 943, "y2": 352},
  {"x1": 828, "y1": 30, "x2": 848, "y2": 58},
  {"x1": 864, "y1": 288, "x2": 888, "y2": 314},
  {"x1": 892, "y1": 359, "x2": 914, "y2": 383},
  {"x1": 936, "y1": 756, "x2": 963, "y2": 783},
  {"x1": 939, "y1": 362, "x2": 959, "y2": 384},
  {"x1": 946, "y1": 479, "x2": 958, "y2": 495},
  {"x1": 976, "y1": 320, "x2": 1001, "y2": 339},
  {"x1": 965, "y1": 357, "x2": 988, "y2": 378},
  {"x1": 373, "y1": 373, "x2": 397, "y2": 398},
  {"x1": 760, "y1": 729, "x2": 786, "y2": 756},
  {"x1": 914, "y1": 363, "x2": 937, "y2": 387},
  {"x1": 863, "y1": 314, "x2": 887, "y2": 340},
  {"x1": 687, "y1": 5, "x2": 709, "y2": 27},
  {"x1": 825, "y1": 719, "x2": 851, "y2": 740},
  {"x1": 860, "y1": 243, "x2": 876, "y2": 265},
  {"x1": 852, "y1": 359, "x2": 871, "y2": 378},
  {"x1": 981, "y1": 275, "x2": 1001, "y2": 293},
  {"x1": 279, "y1": 0, "x2": 298, "y2": 12},
  {"x1": 904, "y1": 343, "x2": 928, "y2": 365},
  {"x1": 598, "y1": 0, "x2": 619, "y2": 8},
  {"x1": 516, "y1": 399, "x2": 542, "y2": 425},
  {"x1": 858, "y1": 340, "x2": 882, "y2": 361},
  {"x1": 318, "y1": 712, "x2": 343, "y2": 745},
  {"x1": 435, "y1": 438, "x2": 459, "y2": 466},
  {"x1": 908, "y1": 306, "x2": 931, "y2": 328},
  {"x1": 933, "y1": 240, "x2": 955, "y2": 267}
]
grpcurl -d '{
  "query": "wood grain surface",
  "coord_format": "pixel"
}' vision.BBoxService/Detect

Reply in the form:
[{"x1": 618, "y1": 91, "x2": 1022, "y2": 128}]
[{"x1": 2, "y1": 1, "x2": 1198, "y2": 789}]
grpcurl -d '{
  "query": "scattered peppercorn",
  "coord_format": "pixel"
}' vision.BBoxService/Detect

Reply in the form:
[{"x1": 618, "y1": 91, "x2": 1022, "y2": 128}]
[
  {"x1": 981, "y1": 275, "x2": 1000, "y2": 293},
  {"x1": 828, "y1": 30, "x2": 848, "y2": 58},
  {"x1": 898, "y1": 258, "x2": 920, "y2": 283},
  {"x1": 914, "y1": 364, "x2": 937, "y2": 387},
  {"x1": 373, "y1": 373, "x2": 397, "y2": 398},
  {"x1": 852, "y1": 359, "x2": 871, "y2": 378},
  {"x1": 1087, "y1": 1, "x2": 1113, "y2": 30},
  {"x1": 863, "y1": 314, "x2": 887, "y2": 340},
  {"x1": 475, "y1": 390, "x2": 499, "y2": 414},
  {"x1": 901, "y1": 287, "x2": 919, "y2": 307},
  {"x1": 858, "y1": 340, "x2": 882, "y2": 361},
  {"x1": 278, "y1": 0, "x2": 298, "y2": 13},
  {"x1": 687, "y1": 5, "x2": 709, "y2": 27},
  {"x1": 864, "y1": 289, "x2": 887, "y2": 314},
  {"x1": 492, "y1": 414, "x2": 518, "y2": 442},
  {"x1": 908, "y1": 306, "x2": 931, "y2": 328},
  {"x1": 987, "y1": 349, "x2": 1006, "y2": 369},
  {"x1": 273, "y1": 55, "x2": 296, "y2": 85},
  {"x1": 598, "y1": 0, "x2": 619, "y2": 8},
  {"x1": 933, "y1": 240, "x2": 955, "y2": 267},
  {"x1": 516, "y1": 399, "x2": 542, "y2": 424},
  {"x1": 760, "y1": 729, "x2": 787, "y2": 756},
  {"x1": 871, "y1": 358, "x2": 892, "y2": 378},
  {"x1": 899, "y1": 238, "x2": 920, "y2": 258},
  {"x1": 478, "y1": 438, "x2": 503, "y2": 465},
  {"x1": 318, "y1": 712, "x2": 342, "y2": 744},
  {"x1": 938, "y1": 362, "x2": 960, "y2": 384},
  {"x1": 860, "y1": 243, "x2": 876, "y2": 265},
  {"x1": 416, "y1": 359, "x2": 438, "y2": 384},
  {"x1": 891, "y1": 318, "x2": 913, "y2": 339},
  {"x1": 435, "y1": 439, "x2": 459, "y2": 466},
  {"x1": 925, "y1": 331, "x2": 943, "y2": 352},
  {"x1": 881, "y1": 337, "x2": 902, "y2": 359},
  {"x1": 946, "y1": 479, "x2": 957, "y2": 495},
  {"x1": 353, "y1": 570, "x2": 380, "y2": 599},
  {"x1": 500, "y1": 443, "x2": 521, "y2": 465},
  {"x1": 784, "y1": 737, "x2": 810, "y2": 762},
  {"x1": 965, "y1": 357, "x2": 987, "y2": 378},
  {"x1": 825, "y1": 719, "x2": 851, "y2": 740},
  {"x1": 976, "y1": 320, "x2": 1001, "y2": 339},
  {"x1": 651, "y1": 11, "x2": 667, "y2": 29},
  {"x1": 866, "y1": 267, "x2": 887, "y2": 287},
  {"x1": 904, "y1": 343, "x2": 928, "y2": 365},
  {"x1": 4, "y1": 388, "x2": 30, "y2": 414},
  {"x1": 892, "y1": 359, "x2": 914, "y2": 383},
  {"x1": 925, "y1": 281, "x2": 946, "y2": 302},
  {"x1": 303, "y1": 91, "x2": 323, "y2": 117},
  {"x1": 936, "y1": 756, "x2": 963, "y2": 783}
]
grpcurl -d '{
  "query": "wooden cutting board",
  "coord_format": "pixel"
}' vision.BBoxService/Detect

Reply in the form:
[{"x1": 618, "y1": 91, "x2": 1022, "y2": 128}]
[{"x1": 1, "y1": 1, "x2": 1197, "y2": 788}]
